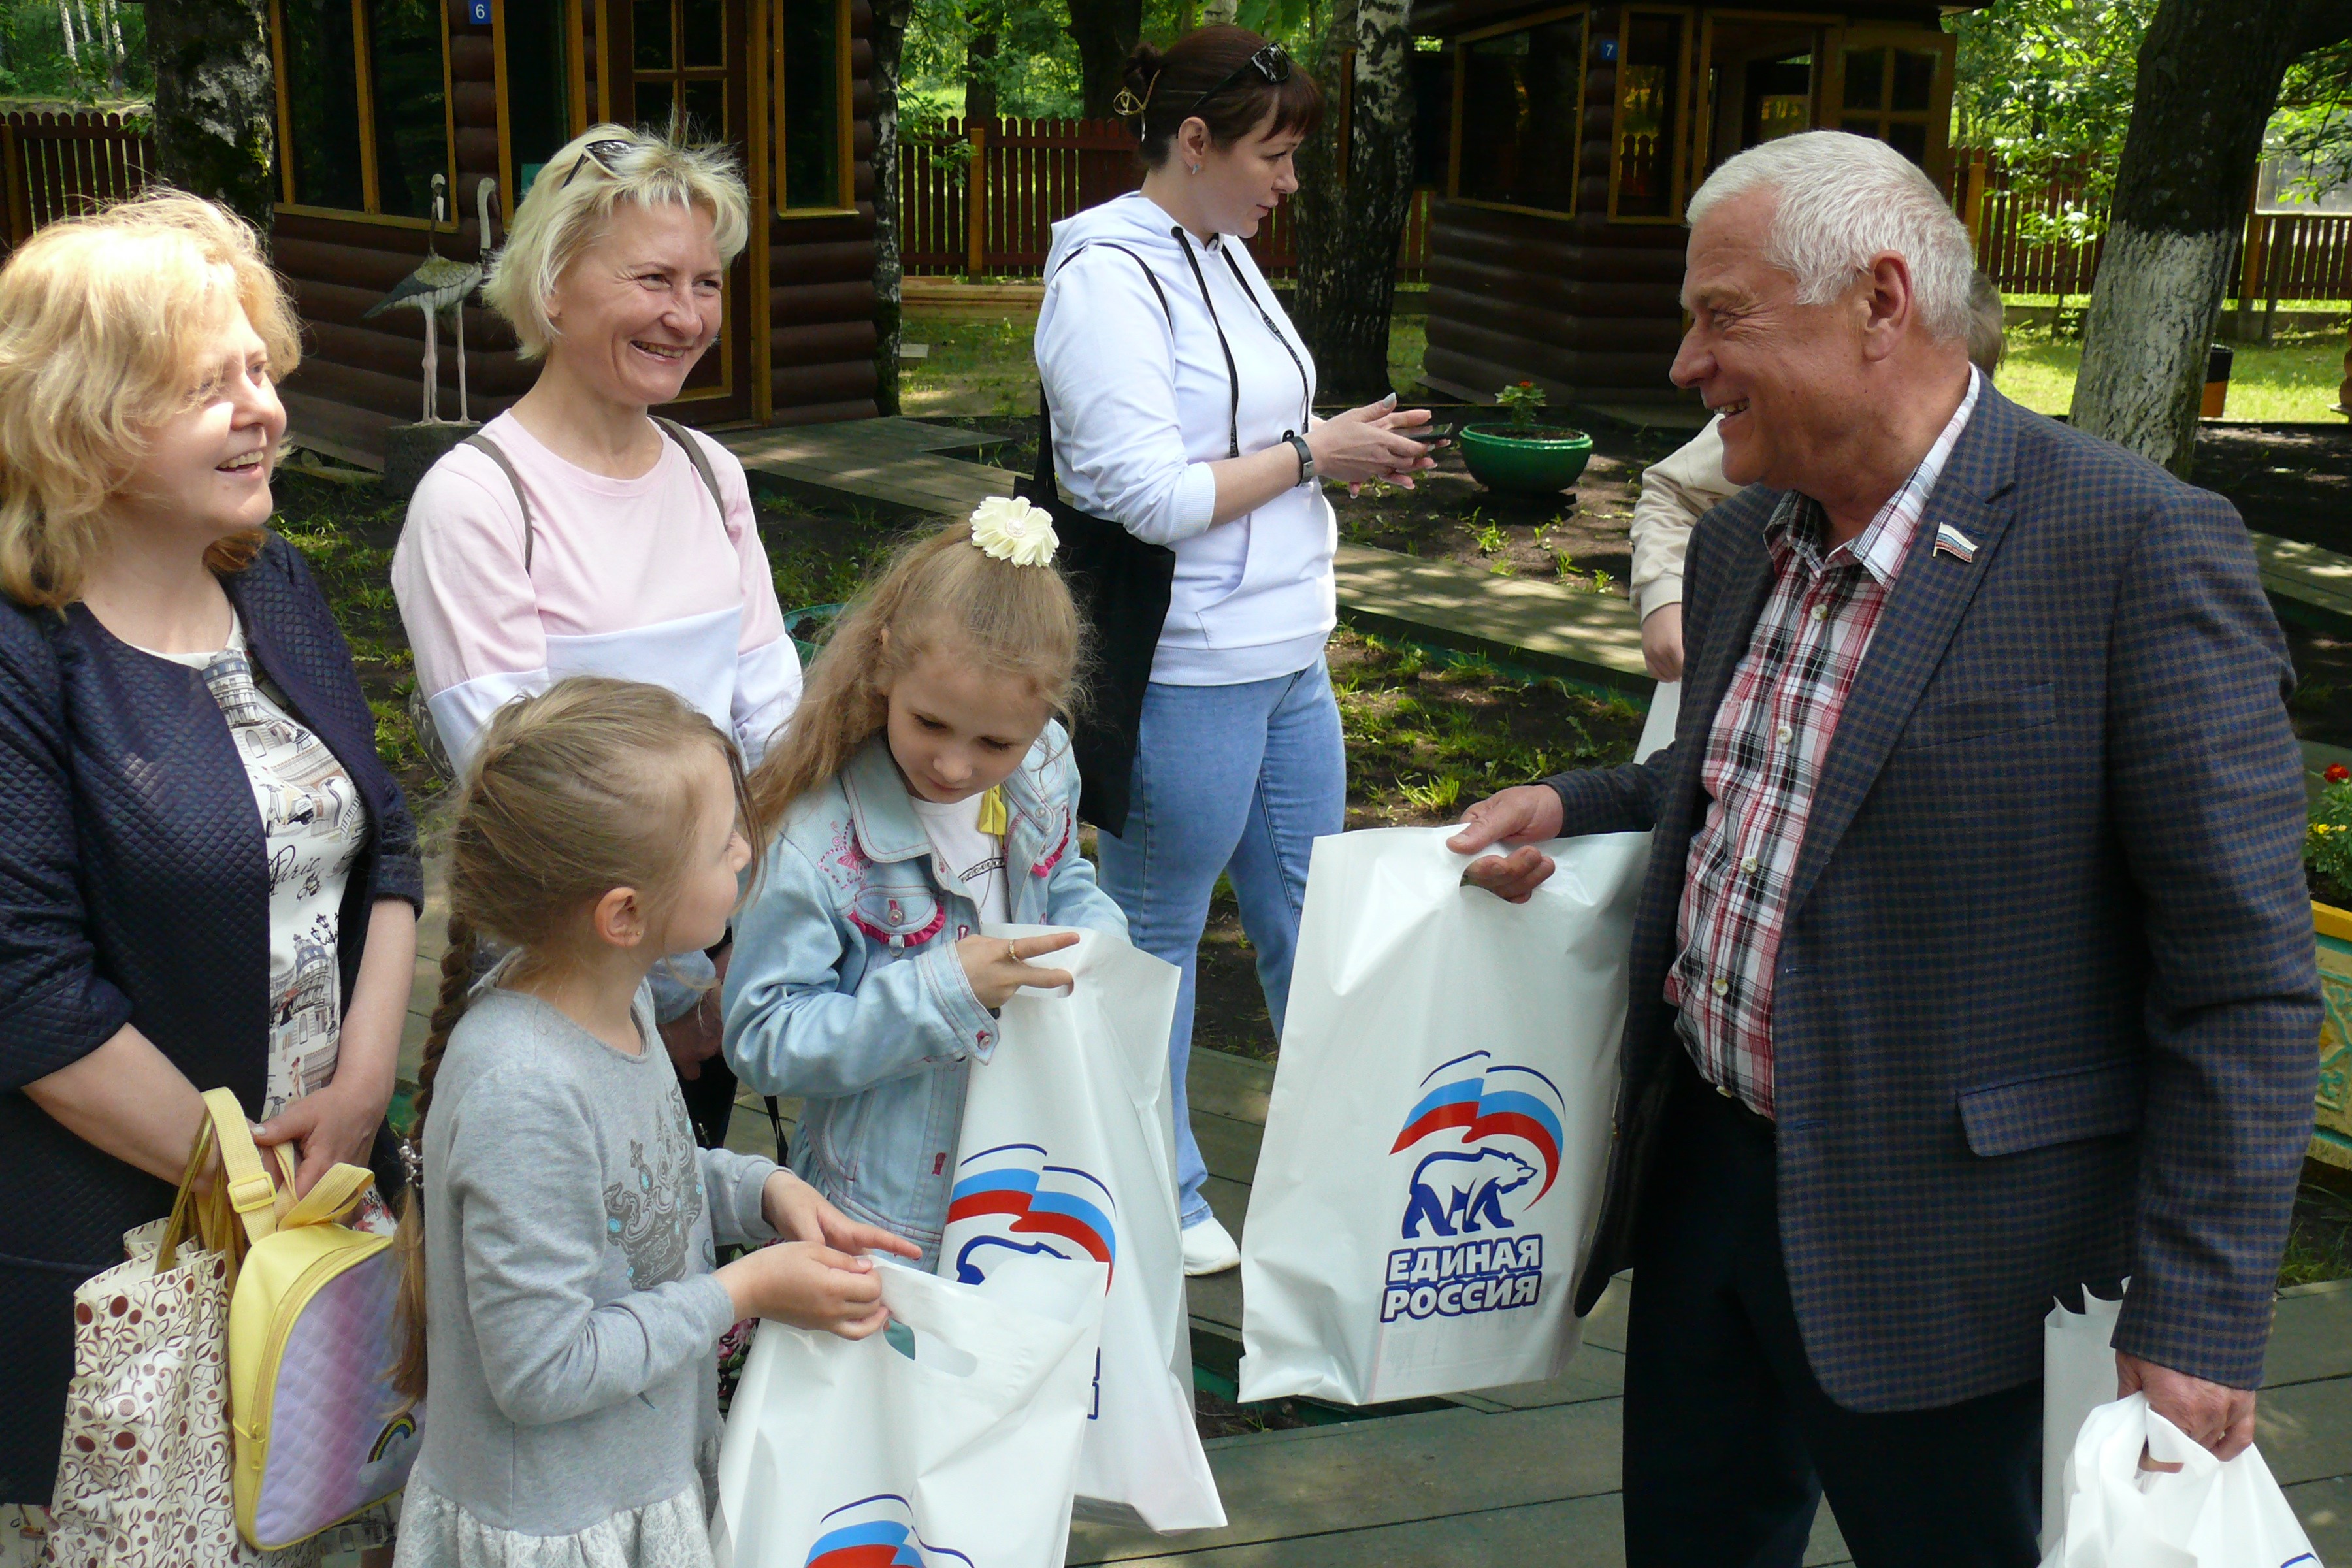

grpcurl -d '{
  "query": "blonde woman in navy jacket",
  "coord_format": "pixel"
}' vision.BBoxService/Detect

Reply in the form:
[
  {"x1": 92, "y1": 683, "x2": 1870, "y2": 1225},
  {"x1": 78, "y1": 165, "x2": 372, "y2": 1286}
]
[{"x1": 0, "y1": 194, "x2": 420, "y2": 1525}]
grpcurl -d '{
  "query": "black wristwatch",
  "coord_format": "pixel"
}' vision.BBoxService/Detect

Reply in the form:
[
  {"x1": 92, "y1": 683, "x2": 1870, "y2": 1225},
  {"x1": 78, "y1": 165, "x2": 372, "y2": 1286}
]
[{"x1": 1283, "y1": 430, "x2": 1315, "y2": 487}]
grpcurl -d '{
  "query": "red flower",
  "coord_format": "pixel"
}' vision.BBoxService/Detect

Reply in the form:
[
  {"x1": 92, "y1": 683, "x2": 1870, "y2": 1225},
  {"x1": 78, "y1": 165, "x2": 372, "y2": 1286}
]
[{"x1": 2329, "y1": 764, "x2": 2350, "y2": 784}]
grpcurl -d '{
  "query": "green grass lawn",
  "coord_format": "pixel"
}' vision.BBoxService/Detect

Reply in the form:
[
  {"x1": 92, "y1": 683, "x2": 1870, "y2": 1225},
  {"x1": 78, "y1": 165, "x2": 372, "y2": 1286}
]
[{"x1": 1996, "y1": 325, "x2": 2349, "y2": 423}]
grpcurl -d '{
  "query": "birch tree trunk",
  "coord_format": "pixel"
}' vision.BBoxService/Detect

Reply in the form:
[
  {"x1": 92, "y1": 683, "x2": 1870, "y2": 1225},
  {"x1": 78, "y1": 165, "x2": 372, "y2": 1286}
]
[
  {"x1": 59, "y1": 1, "x2": 79, "y2": 67},
  {"x1": 1290, "y1": 0, "x2": 1416, "y2": 403},
  {"x1": 145, "y1": 0, "x2": 275, "y2": 235},
  {"x1": 2068, "y1": 0, "x2": 2306, "y2": 476},
  {"x1": 1200, "y1": 0, "x2": 1237, "y2": 25},
  {"x1": 870, "y1": 0, "x2": 913, "y2": 416},
  {"x1": 101, "y1": 0, "x2": 123, "y2": 92}
]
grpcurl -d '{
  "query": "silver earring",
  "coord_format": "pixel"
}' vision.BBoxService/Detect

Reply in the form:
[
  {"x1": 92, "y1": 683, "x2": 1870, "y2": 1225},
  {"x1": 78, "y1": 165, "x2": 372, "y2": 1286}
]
[{"x1": 1188, "y1": 163, "x2": 1200, "y2": 175}]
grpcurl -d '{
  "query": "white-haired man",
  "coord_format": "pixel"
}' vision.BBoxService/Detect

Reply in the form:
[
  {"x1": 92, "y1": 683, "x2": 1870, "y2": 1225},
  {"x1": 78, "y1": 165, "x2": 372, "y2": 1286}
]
[{"x1": 1451, "y1": 131, "x2": 2317, "y2": 1565}]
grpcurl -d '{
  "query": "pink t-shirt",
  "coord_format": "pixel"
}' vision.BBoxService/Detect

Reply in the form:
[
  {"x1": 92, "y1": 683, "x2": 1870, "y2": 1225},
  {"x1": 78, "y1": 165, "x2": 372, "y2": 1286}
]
[{"x1": 392, "y1": 411, "x2": 799, "y2": 771}]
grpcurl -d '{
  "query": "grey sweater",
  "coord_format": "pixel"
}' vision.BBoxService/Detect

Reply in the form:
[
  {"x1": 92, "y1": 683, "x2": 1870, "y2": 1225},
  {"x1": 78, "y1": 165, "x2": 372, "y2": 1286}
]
[{"x1": 409, "y1": 985, "x2": 777, "y2": 1535}]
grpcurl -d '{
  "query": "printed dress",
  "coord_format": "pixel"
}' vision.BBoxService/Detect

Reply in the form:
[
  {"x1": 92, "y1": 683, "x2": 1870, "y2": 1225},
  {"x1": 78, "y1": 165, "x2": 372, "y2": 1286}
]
[{"x1": 160, "y1": 615, "x2": 399, "y2": 1558}]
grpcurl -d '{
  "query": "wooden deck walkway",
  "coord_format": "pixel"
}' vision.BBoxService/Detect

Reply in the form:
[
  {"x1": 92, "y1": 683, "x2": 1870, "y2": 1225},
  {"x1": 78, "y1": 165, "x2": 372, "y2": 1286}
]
[
  {"x1": 385, "y1": 417, "x2": 2352, "y2": 1563},
  {"x1": 721, "y1": 416, "x2": 2352, "y2": 647},
  {"x1": 391, "y1": 900, "x2": 2352, "y2": 1567}
]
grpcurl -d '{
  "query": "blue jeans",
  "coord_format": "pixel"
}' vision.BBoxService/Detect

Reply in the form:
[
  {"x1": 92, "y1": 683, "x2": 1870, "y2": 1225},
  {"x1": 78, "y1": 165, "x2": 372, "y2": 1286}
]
[{"x1": 1096, "y1": 662, "x2": 1346, "y2": 1228}]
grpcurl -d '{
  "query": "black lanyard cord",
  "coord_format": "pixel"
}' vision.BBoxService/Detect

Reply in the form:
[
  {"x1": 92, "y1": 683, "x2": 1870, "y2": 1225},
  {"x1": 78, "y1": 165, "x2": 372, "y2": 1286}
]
[
  {"x1": 1220, "y1": 247, "x2": 1313, "y2": 436},
  {"x1": 1171, "y1": 227, "x2": 1244, "y2": 459}
]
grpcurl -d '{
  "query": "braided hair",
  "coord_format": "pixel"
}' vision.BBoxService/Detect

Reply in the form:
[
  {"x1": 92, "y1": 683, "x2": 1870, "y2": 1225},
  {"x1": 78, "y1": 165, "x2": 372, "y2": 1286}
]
[{"x1": 390, "y1": 677, "x2": 762, "y2": 1400}]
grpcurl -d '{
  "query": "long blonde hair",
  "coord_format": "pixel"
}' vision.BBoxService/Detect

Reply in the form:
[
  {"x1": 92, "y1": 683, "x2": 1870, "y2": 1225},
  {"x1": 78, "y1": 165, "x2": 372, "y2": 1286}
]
[
  {"x1": 0, "y1": 188, "x2": 301, "y2": 608},
  {"x1": 393, "y1": 677, "x2": 764, "y2": 1400},
  {"x1": 747, "y1": 519, "x2": 1086, "y2": 828}
]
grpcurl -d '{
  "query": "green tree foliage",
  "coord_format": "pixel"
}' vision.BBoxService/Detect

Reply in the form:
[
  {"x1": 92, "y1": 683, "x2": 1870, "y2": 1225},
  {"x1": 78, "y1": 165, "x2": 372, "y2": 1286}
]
[
  {"x1": 2268, "y1": 37, "x2": 2352, "y2": 199},
  {"x1": 1948, "y1": 0, "x2": 2155, "y2": 246},
  {"x1": 0, "y1": 0, "x2": 152, "y2": 102},
  {"x1": 900, "y1": 0, "x2": 1313, "y2": 127}
]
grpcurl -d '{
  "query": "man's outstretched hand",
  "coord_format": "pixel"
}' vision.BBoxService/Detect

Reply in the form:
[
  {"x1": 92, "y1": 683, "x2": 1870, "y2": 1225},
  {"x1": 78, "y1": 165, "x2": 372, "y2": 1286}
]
[
  {"x1": 2119, "y1": 1352, "x2": 2257, "y2": 1462},
  {"x1": 1448, "y1": 785, "x2": 1566, "y2": 903}
]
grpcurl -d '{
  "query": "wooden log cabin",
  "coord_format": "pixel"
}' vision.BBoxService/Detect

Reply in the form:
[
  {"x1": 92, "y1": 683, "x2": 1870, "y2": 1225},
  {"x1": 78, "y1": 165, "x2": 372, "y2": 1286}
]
[
  {"x1": 1407, "y1": 2, "x2": 1984, "y2": 412},
  {"x1": 267, "y1": 0, "x2": 879, "y2": 465}
]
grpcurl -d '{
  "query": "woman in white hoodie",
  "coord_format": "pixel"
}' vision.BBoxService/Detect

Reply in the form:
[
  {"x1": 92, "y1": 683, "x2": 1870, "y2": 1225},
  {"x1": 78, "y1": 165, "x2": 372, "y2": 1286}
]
[{"x1": 1034, "y1": 24, "x2": 1434, "y2": 1275}]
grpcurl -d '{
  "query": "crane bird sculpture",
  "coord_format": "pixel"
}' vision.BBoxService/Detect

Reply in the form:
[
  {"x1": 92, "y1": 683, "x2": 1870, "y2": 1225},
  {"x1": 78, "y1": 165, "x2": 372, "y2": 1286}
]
[{"x1": 363, "y1": 174, "x2": 496, "y2": 423}]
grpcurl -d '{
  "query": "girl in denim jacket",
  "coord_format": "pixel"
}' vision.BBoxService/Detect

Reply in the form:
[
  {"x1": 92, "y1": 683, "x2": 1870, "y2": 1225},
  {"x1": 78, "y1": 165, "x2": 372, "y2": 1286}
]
[{"x1": 722, "y1": 508, "x2": 1128, "y2": 1264}]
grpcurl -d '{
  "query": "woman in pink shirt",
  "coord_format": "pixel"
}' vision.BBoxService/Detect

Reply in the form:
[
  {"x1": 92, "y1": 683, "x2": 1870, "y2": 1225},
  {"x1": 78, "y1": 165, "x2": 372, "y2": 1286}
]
[
  {"x1": 393, "y1": 126, "x2": 798, "y2": 1140},
  {"x1": 393, "y1": 125, "x2": 797, "y2": 777}
]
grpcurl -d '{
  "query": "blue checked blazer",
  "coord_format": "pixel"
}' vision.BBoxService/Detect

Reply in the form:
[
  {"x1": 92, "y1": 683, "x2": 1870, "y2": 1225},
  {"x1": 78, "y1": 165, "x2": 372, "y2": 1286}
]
[{"x1": 1551, "y1": 384, "x2": 2320, "y2": 1412}]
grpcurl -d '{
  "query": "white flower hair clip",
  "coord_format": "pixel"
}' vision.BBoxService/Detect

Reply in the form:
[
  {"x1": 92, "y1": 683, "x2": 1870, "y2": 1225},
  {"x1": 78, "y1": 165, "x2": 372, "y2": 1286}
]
[{"x1": 968, "y1": 495, "x2": 1060, "y2": 568}]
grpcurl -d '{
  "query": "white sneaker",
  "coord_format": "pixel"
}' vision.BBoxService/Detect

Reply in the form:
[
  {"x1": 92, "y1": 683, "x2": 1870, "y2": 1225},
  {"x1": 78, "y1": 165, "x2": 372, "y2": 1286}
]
[{"x1": 1181, "y1": 1216, "x2": 1241, "y2": 1276}]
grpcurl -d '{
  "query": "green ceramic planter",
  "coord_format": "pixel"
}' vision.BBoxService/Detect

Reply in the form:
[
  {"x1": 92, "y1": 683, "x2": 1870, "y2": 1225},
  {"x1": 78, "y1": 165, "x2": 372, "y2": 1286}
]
[
  {"x1": 1459, "y1": 423, "x2": 1595, "y2": 495},
  {"x1": 2309, "y1": 900, "x2": 2352, "y2": 1172}
]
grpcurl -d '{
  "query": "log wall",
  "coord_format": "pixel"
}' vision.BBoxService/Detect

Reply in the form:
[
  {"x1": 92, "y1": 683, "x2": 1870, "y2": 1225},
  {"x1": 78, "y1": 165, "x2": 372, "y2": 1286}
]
[
  {"x1": 766, "y1": 0, "x2": 880, "y2": 426},
  {"x1": 275, "y1": 0, "x2": 885, "y2": 441},
  {"x1": 1423, "y1": 4, "x2": 1688, "y2": 405}
]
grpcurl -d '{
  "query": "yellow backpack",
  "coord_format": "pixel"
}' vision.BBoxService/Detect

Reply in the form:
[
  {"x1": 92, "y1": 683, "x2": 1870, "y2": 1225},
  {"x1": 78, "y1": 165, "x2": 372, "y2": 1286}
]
[{"x1": 161, "y1": 1088, "x2": 424, "y2": 1549}]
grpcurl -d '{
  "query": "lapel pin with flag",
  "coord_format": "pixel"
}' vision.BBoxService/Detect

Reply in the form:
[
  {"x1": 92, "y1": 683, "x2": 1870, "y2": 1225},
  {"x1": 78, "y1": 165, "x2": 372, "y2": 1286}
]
[{"x1": 1933, "y1": 522, "x2": 1977, "y2": 563}]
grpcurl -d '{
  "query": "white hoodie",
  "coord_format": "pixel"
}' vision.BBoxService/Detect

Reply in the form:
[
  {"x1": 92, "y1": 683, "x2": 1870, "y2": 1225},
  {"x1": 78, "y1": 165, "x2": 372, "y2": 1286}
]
[{"x1": 1036, "y1": 192, "x2": 1337, "y2": 687}]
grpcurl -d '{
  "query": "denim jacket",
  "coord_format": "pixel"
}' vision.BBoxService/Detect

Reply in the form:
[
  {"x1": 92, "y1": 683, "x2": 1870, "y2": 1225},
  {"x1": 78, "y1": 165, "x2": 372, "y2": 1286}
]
[{"x1": 722, "y1": 725, "x2": 1126, "y2": 1260}]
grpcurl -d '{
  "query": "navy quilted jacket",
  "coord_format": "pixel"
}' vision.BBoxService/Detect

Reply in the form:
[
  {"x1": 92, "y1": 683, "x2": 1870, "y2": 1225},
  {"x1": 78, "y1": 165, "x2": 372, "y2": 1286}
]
[
  {"x1": 0, "y1": 532, "x2": 421, "y2": 1500},
  {"x1": 1553, "y1": 385, "x2": 2320, "y2": 1412}
]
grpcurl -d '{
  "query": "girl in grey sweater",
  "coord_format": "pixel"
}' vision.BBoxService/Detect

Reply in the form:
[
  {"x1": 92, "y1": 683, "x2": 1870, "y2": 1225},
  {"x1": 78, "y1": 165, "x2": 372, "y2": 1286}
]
[{"x1": 389, "y1": 679, "x2": 917, "y2": 1568}]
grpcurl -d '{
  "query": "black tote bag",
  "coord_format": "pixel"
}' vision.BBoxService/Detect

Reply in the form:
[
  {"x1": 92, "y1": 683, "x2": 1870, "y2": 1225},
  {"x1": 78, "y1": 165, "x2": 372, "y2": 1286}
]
[{"x1": 1017, "y1": 393, "x2": 1173, "y2": 838}]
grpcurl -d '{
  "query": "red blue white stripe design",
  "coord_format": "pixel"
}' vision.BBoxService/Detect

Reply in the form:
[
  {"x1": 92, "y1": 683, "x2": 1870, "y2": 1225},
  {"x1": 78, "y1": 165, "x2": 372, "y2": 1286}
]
[
  {"x1": 802, "y1": 1495, "x2": 973, "y2": 1568},
  {"x1": 1390, "y1": 1052, "x2": 1568, "y2": 1200},
  {"x1": 944, "y1": 1143, "x2": 1118, "y2": 1281},
  {"x1": 1933, "y1": 521, "x2": 1976, "y2": 563}
]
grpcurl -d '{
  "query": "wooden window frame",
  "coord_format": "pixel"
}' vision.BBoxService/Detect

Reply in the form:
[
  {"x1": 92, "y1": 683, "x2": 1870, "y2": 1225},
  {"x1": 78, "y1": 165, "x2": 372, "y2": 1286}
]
[
  {"x1": 269, "y1": 0, "x2": 460, "y2": 231},
  {"x1": 632, "y1": 0, "x2": 734, "y2": 146},
  {"x1": 1607, "y1": 3, "x2": 1696, "y2": 225},
  {"x1": 774, "y1": 0, "x2": 857, "y2": 219},
  {"x1": 1688, "y1": 10, "x2": 1842, "y2": 191},
  {"x1": 491, "y1": 0, "x2": 594, "y2": 225},
  {"x1": 1446, "y1": 4, "x2": 1588, "y2": 224},
  {"x1": 1820, "y1": 24, "x2": 1957, "y2": 192}
]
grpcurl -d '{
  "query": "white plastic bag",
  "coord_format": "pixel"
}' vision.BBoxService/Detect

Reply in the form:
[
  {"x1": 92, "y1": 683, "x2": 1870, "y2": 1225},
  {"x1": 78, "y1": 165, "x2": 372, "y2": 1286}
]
[
  {"x1": 942, "y1": 924, "x2": 1224, "y2": 1532},
  {"x1": 2041, "y1": 1393, "x2": 2321, "y2": 1568},
  {"x1": 1236, "y1": 691, "x2": 1672, "y2": 1406},
  {"x1": 2043, "y1": 1282, "x2": 2130, "y2": 1554},
  {"x1": 710, "y1": 1254, "x2": 1106, "y2": 1568}
]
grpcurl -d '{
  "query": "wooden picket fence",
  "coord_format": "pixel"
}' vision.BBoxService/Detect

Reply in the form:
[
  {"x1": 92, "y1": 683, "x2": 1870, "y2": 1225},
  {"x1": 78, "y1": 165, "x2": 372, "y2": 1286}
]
[
  {"x1": 1957, "y1": 149, "x2": 2352, "y2": 305},
  {"x1": 0, "y1": 110, "x2": 153, "y2": 252},
  {"x1": 0, "y1": 110, "x2": 2334, "y2": 308},
  {"x1": 898, "y1": 114, "x2": 1435, "y2": 282}
]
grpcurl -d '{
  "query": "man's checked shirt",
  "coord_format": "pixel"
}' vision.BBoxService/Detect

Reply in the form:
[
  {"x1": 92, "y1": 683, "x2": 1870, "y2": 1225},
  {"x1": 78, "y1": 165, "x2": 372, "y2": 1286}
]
[{"x1": 1666, "y1": 369, "x2": 1981, "y2": 1119}]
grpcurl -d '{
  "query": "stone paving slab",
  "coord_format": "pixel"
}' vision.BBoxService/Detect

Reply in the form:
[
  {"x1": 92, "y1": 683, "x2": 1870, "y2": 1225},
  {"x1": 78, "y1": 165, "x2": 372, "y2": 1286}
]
[
  {"x1": 2257, "y1": 532, "x2": 2352, "y2": 627},
  {"x1": 1331, "y1": 542, "x2": 1650, "y2": 695}
]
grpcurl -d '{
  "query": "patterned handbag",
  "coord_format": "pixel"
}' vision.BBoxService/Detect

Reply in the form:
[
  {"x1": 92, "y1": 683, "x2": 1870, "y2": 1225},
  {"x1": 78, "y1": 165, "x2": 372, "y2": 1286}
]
[
  {"x1": 47, "y1": 1098, "x2": 297, "y2": 1566},
  {"x1": 46, "y1": 1090, "x2": 421, "y2": 1563}
]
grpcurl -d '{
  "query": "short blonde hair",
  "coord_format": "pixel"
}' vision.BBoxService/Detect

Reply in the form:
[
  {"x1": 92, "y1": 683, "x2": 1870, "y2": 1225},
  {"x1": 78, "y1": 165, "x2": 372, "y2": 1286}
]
[
  {"x1": 483, "y1": 125, "x2": 751, "y2": 360},
  {"x1": 0, "y1": 189, "x2": 301, "y2": 608}
]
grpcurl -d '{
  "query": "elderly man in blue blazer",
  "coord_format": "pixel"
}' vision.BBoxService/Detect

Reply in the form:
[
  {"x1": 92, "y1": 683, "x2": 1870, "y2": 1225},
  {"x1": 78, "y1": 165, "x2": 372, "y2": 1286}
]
[{"x1": 1451, "y1": 130, "x2": 2319, "y2": 1567}]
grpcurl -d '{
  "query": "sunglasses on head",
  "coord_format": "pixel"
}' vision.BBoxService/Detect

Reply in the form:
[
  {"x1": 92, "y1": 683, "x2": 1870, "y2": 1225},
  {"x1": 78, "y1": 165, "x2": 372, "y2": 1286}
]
[
  {"x1": 1190, "y1": 42, "x2": 1291, "y2": 117},
  {"x1": 557, "y1": 138, "x2": 637, "y2": 190}
]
